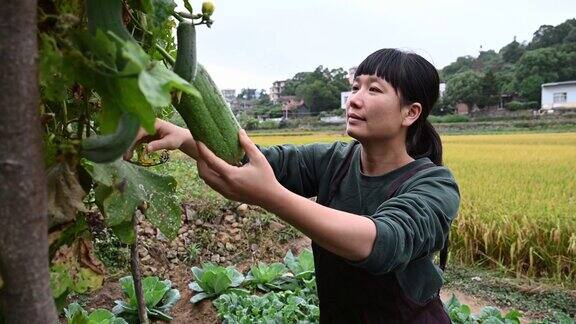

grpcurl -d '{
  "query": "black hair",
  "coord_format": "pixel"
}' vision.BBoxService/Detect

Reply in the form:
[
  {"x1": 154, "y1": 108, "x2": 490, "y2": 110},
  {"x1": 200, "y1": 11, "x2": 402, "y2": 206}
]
[{"x1": 354, "y1": 48, "x2": 443, "y2": 165}]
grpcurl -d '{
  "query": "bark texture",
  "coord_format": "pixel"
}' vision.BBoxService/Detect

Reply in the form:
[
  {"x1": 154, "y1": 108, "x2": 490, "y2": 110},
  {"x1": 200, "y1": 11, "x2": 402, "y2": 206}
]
[{"x1": 0, "y1": 0, "x2": 58, "y2": 322}]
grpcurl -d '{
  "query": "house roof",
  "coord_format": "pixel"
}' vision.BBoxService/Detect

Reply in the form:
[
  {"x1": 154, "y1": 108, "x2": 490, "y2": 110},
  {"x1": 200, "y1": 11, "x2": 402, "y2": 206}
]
[{"x1": 541, "y1": 80, "x2": 576, "y2": 88}]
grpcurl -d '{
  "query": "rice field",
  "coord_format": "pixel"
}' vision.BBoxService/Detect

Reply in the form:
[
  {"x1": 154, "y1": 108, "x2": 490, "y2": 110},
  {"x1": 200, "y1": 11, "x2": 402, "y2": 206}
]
[{"x1": 251, "y1": 131, "x2": 576, "y2": 283}]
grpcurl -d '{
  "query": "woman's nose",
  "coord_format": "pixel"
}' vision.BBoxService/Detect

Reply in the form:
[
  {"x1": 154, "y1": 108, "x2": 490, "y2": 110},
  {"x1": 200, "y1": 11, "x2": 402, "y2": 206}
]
[{"x1": 348, "y1": 91, "x2": 363, "y2": 110}]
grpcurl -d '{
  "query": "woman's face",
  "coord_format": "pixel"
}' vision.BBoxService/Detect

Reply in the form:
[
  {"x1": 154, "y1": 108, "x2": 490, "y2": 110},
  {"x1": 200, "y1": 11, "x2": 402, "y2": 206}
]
[{"x1": 345, "y1": 74, "x2": 409, "y2": 142}]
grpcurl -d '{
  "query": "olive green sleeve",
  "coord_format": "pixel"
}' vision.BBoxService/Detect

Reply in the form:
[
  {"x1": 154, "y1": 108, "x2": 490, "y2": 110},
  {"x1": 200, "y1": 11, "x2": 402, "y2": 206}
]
[
  {"x1": 349, "y1": 167, "x2": 460, "y2": 274},
  {"x1": 254, "y1": 142, "x2": 343, "y2": 198}
]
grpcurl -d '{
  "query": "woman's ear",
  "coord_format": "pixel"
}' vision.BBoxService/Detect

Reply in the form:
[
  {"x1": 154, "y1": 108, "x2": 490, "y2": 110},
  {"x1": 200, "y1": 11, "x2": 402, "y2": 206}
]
[{"x1": 401, "y1": 103, "x2": 422, "y2": 127}]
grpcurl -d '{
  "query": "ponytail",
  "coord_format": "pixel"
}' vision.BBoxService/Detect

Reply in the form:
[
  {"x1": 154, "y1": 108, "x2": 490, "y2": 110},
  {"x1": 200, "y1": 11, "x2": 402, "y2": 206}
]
[{"x1": 406, "y1": 119, "x2": 443, "y2": 166}]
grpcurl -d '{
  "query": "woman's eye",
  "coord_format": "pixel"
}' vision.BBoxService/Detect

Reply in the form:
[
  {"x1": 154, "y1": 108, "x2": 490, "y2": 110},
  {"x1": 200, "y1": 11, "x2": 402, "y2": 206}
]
[
  {"x1": 351, "y1": 86, "x2": 359, "y2": 92},
  {"x1": 369, "y1": 87, "x2": 382, "y2": 93}
]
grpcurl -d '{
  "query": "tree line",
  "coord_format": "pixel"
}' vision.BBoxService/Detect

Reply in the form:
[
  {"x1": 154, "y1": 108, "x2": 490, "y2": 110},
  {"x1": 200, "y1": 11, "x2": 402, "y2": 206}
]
[{"x1": 439, "y1": 18, "x2": 576, "y2": 113}]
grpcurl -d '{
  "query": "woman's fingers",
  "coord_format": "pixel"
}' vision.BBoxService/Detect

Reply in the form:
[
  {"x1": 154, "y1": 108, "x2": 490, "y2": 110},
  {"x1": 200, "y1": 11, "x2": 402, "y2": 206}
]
[
  {"x1": 197, "y1": 158, "x2": 231, "y2": 196},
  {"x1": 147, "y1": 133, "x2": 179, "y2": 152},
  {"x1": 238, "y1": 129, "x2": 262, "y2": 164},
  {"x1": 124, "y1": 129, "x2": 153, "y2": 160},
  {"x1": 196, "y1": 141, "x2": 234, "y2": 176}
]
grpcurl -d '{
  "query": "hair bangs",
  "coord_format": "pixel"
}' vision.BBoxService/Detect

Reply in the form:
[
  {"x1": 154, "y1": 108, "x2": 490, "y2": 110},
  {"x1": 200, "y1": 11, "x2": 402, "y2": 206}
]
[{"x1": 354, "y1": 49, "x2": 406, "y2": 94}]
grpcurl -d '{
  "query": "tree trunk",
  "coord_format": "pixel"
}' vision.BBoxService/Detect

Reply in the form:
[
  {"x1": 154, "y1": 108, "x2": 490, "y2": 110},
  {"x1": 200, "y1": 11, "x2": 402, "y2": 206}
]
[{"x1": 0, "y1": 0, "x2": 58, "y2": 322}]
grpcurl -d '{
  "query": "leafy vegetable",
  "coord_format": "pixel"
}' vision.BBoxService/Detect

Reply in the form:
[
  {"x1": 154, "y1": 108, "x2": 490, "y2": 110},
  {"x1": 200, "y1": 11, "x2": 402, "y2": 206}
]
[
  {"x1": 214, "y1": 289, "x2": 319, "y2": 324},
  {"x1": 189, "y1": 263, "x2": 248, "y2": 303},
  {"x1": 112, "y1": 276, "x2": 180, "y2": 322},
  {"x1": 284, "y1": 249, "x2": 315, "y2": 281},
  {"x1": 65, "y1": 302, "x2": 127, "y2": 324},
  {"x1": 244, "y1": 261, "x2": 289, "y2": 292}
]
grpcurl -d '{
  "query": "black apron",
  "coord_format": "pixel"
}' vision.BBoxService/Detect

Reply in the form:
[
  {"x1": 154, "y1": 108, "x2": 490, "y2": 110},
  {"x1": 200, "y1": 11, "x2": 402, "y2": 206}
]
[{"x1": 313, "y1": 141, "x2": 451, "y2": 323}]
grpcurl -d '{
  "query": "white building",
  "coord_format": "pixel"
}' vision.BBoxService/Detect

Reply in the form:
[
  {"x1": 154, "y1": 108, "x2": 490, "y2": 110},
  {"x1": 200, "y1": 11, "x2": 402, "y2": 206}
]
[
  {"x1": 541, "y1": 80, "x2": 576, "y2": 111},
  {"x1": 341, "y1": 91, "x2": 351, "y2": 109},
  {"x1": 270, "y1": 80, "x2": 287, "y2": 103},
  {"x1": 221, "y1": 89, "x2": 236, "y2": 105}
]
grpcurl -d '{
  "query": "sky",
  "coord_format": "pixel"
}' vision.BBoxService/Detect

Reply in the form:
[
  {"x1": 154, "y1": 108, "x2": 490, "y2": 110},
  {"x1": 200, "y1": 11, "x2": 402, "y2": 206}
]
[{"x1": 175, "y1": 0, "x2": 576, "y2": 92}]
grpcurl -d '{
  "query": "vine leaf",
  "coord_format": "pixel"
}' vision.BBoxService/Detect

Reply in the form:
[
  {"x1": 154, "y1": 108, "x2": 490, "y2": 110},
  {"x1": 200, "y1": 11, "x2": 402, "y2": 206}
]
[
  {"x1": 118, "y1": 37, "x2": 197, "y2": 107},
  {"x1": 183, "y1": 0, "x2": 193, "y2": 14},
  {"x1": 39, "y1": 34, "x2": 70, "y2": 102},
  {"x1": 84, "y1": 159, "x2": 181, "y2": 243},
  {"x1": 141, "y1": 0, "x2": 177, "y2": 28}
]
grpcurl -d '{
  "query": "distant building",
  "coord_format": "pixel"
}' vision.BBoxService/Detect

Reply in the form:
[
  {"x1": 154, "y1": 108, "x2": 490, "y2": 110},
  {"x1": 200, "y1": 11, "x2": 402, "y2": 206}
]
[
  {"x1": 541, "y1": 81, "x2": 576, "y2": 111},
  {"x1": 456, "y1": 103, "x2": 469, "y2": 115},
  {"x1": 439, "y1": 83, "x2": 446, "y2": 98},
  {"x1": 279, "y1": 96, "x2": 308, "y2": 118},
  {"x1": 221, "y1": 89, "x2": 236, "y2": 105},
  {"x1": 270, "y1": 80, "x2": 287, "y2": 103},
  {"x1": 341, "y1": 91, "x2": 351, "y2": 109}
]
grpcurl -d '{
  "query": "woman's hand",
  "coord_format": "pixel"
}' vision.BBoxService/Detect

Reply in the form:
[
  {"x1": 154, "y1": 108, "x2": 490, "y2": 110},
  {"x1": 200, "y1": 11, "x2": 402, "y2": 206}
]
[
  {"x1": 124, "y1": 119, "x2": 197, "y2": 160},
  {"x1": 196, "y1": 129, "x2": 282, "y2": 207}
]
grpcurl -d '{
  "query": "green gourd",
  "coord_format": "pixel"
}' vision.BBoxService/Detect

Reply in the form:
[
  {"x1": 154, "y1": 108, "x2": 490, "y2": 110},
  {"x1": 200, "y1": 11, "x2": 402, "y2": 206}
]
[{"x1": 173, "y1": 21, "x2": 244, "y2": 165}]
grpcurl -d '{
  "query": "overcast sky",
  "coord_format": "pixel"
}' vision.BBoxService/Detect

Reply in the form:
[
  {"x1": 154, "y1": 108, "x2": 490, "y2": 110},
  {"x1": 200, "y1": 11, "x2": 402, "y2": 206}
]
[{"x1": 176, "y1": 0, "x2": 576, "y2": 92}]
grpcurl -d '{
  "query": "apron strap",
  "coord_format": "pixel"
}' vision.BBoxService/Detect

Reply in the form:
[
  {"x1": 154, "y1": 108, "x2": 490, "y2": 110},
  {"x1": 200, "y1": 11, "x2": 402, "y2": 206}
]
[{"x1": 324, "y1": 140, "x2": 359, "y2": 206}]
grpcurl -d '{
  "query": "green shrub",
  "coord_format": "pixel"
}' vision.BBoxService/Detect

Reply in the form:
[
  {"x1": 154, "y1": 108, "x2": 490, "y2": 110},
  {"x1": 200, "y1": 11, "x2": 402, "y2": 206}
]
[
  {"x1": 505, "y1": 101, "x2": 539, "y2": 111},
  {"x1": 259, "y1": 120, "x2": 278, "y2": 130},
  {"x1": 429, "y1": 114, "x2": 470, "y2": 123},
  {"x1": 241, "y1": 117, "x2": 260, "y2": 130}
]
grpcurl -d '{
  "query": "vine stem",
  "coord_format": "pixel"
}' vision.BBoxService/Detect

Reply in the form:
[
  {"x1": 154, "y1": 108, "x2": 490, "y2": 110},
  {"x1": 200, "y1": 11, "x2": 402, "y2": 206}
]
[
  {"x1": 155, "y1": 44, "x2": 175, "y2": 66},
  {"x1": 130, "y1": 212, "x2": 149, "y2": 324},
  {"x1": 171, "y1": 12, "x2": 184, "y2": 22},
  {"x1": 177, "y1": 12, "x2": 203, "y2": 20}
]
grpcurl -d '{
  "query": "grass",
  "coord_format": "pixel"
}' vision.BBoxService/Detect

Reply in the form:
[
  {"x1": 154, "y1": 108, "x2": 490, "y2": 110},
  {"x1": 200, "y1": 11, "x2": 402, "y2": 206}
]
[{"x1": 444, "y1": 263, "x2": 576, "y2": 319}]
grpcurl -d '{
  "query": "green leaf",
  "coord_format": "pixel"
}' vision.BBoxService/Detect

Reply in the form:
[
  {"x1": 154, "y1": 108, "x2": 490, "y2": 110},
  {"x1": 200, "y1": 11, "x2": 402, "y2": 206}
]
[
  {"x1": 119, "y1": 276, "x2": 137, "y2": 306},
  {"x1": 50, "y1": 264, "x2": 73, "y2": 298},
  {"x1": 211, "y1": 273, "x2": 233, "y2": 294},
  {"x1": 138, "y1": 61, "x2": 196, "y2": 107},
  {"x1": 503, "y1": 309, "x2": 521, "y2": 322},
  {"x1": 85, "y1": 160, "x2": 180, "y2": 242},
  {"x1": 111, "y1": 221, "x2": 136, "y2": 244},
  {"x1": 191, "y1": 292, "x2": 209, "y2": 303},
  {"x1": 445, "y1": 293, "x2": 461, "y2": 311},
  {"x1": 284, "y1": 249, "x2": 314, "y2": 280},
  {"x1": 65, "y1": 302, "x2": 88, "y2": 321},
  {"x1": 87, "y1": 309, "x2": 116, "y2": 323},
  {"x1": 478, "y1": 306, "x2": 502, "y2": 320},
  {"x1": 73, "y1": 267, "x2": 104, "y2": 294},
  {"x1": 188, "y1": 281, "x2": 202, "y2": 292},
  {"x1": 119, "y1": 39, "x2": 150, "y2": 74},
  {"x1": 39, "y1": 34, "x2": 69, "y2": 101},
  {"x1": 97, "y1": 76, "x2": 156, "y2": 134},
  {"x1": 142, "y1": 277, "x2": 171, "y2": 308},
  {"x1": 228, "y1": 267, "x2": 245, "y2": 287},
  {"x1": 158, "y1": 288, "x2": 181, "y2": 313},
  {"x1": 145, "y1": 0, "x2": 177, "y2": 27},
  {"x1": 183, "y1": 0, "x2": 193, "y2": 14}
]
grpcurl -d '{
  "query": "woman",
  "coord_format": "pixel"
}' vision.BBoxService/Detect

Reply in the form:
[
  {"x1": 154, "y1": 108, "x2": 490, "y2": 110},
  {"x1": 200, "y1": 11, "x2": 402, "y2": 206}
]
[{"x1": 129, "y1": 48, "x2": 460, "y2": 323}]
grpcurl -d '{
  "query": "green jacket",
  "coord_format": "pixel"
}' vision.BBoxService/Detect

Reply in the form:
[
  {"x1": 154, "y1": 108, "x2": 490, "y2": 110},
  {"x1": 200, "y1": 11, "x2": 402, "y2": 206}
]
[{"x1": 259, "y1": 140, "x2": 460, "y2": 303}]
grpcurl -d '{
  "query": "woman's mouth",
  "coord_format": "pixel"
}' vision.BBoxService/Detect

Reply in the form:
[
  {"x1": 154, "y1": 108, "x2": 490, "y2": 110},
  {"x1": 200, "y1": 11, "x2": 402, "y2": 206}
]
[{"x1": 347, "y1": 113, "x2": 365, "y2": 122}]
